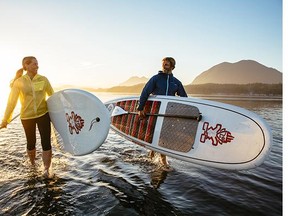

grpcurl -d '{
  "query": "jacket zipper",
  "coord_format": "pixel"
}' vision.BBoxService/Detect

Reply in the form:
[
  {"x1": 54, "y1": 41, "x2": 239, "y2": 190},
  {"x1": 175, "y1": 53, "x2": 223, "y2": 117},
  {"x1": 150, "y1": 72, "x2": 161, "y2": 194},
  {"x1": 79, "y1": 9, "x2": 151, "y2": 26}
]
[
  {"x1": 29, "y1": 78, "x2": 37, "y2": 114},
  {"x1": 166, "y1": 75, "x2": 169, "y2": 96}
]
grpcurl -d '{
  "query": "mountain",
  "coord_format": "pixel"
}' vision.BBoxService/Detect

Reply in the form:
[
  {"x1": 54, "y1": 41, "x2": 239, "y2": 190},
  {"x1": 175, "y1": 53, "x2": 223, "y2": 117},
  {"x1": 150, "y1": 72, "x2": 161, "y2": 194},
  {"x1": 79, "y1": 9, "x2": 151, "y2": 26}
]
[
  {"x1": 191, "y1": 60, "x2": 282, "y2": 85},
  {"x1": 60, "y1": 60, "x2": 282, "y2": 96},
  {"x1": 118, "y1": 76, "x2": 148, "y2": 86}
]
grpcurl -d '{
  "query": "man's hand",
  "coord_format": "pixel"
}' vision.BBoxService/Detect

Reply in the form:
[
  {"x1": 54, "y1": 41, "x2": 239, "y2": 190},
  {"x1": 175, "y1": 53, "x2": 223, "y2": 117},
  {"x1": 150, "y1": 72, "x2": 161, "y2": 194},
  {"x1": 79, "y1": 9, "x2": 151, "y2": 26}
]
[{"x1": 138, "y1": 111, "x2": 146, "y2": 120}]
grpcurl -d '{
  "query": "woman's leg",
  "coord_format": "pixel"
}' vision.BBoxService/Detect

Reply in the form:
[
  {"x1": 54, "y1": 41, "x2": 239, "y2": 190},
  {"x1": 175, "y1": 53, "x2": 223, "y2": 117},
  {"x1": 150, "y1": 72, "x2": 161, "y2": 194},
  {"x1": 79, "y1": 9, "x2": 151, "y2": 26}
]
[
  {"x1": 21, "y1": 119, "x2": 37, "y2": 165},
  {"x1": 37, "y1": 113, "x2": 52, "y2": 172},
  {"x1": 42, "y1": 149, "x2": 52, "y2": 171},
  {"x1": 27, "y1": 149, "x2": 36, "y2": 165}
]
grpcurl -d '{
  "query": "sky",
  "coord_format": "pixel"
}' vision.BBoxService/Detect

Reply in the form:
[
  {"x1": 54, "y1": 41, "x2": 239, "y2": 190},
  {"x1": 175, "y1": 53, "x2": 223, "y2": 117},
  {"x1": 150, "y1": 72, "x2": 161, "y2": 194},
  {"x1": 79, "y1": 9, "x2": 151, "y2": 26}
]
[{"x1": 0, "y1": 0, "x2": 283, "y2": 91}]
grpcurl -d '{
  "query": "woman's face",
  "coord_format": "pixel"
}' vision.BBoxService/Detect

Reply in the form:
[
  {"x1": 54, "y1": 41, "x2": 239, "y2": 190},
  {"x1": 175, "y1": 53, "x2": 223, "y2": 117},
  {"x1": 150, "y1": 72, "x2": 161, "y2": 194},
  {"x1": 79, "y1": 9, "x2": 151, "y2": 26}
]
[{"x1": 25, "y1": 58, "x2": 39, "y2": 74}]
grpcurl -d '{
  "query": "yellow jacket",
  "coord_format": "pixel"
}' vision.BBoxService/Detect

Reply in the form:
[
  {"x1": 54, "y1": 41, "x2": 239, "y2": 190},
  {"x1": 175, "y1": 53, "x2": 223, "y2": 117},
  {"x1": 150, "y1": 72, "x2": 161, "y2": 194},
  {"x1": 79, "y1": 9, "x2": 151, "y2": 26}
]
[{"x1": 3, "y1": 74, "x2": 54, "y2": 122}]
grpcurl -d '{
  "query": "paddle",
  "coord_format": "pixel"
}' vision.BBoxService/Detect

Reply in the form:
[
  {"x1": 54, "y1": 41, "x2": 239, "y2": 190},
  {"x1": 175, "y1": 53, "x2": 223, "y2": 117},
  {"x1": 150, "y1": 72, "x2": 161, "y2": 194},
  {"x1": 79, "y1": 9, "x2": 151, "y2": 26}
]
[
  {"x1": 112, "y1": 106, "x2": 202, "y2": 121},
  {"x1": 0, "y1": 113, "x2": 20, "y2": 130}
]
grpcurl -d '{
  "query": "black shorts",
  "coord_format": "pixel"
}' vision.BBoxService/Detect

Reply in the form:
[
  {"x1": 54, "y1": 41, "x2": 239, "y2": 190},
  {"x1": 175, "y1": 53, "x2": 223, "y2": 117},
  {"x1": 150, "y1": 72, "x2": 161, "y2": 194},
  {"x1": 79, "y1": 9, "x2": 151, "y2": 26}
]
[{"x1": 21, "y1": 113, "x2": 51, "y2": 151}]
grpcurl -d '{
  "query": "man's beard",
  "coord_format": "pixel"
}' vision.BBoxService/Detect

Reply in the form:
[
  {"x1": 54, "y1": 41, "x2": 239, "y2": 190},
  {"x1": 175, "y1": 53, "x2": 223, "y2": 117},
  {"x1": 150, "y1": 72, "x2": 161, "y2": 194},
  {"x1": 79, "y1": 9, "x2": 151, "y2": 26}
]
[{"x1": 163, "y1": 68, "x2": 172, "y2": 73}]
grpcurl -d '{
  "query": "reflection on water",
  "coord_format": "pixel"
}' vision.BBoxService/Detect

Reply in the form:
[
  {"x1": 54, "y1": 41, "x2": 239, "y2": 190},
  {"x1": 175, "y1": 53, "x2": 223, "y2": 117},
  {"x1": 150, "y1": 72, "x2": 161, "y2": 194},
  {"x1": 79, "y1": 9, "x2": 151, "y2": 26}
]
[
  {"x1": 0, "y1": 170, "x2": 72, "y2": 215},
  {"x1": 150, "y1": 169, "x2": 168, "y2": 189},
  {"x1": 0, "y1": 94, "x2": 282, "y2": 215}
]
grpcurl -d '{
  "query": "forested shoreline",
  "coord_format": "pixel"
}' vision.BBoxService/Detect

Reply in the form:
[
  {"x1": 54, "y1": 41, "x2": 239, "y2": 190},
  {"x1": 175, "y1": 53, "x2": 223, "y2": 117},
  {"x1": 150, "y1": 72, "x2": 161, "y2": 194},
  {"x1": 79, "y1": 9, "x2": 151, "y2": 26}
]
[{"x1": 89, "y1": 83, "x2": 282, "y2": 96}]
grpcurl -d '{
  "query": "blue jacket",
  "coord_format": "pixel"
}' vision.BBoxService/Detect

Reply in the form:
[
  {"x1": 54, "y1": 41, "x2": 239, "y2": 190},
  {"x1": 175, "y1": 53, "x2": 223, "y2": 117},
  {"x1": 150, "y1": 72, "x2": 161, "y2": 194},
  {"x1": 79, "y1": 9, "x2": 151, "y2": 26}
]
[{"x1": 137, "y1": 71, "x2": 187, "y2": 111}]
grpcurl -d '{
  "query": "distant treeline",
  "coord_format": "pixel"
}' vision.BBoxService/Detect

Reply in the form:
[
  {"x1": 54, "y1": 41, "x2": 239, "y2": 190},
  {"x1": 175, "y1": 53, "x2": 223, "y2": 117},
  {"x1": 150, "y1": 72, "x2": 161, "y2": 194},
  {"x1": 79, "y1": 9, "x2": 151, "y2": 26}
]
[
  {"x1": 93, "y1": 84, "x2": 145, "y2": 93},
  {"x1": 93, "y1": 83, "x2": 282, "y2": 96},
  {"x1": 184, "y1": 83, "x2": 282, "y2": 95}
]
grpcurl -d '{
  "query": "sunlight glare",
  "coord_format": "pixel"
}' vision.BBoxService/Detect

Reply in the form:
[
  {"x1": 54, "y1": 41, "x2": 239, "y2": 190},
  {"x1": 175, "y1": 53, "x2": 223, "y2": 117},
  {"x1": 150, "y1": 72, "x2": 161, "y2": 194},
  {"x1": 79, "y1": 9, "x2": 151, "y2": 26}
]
[
  {"x1": 0, "y1": 52, "x2": 19, "y2": 115},
  {"x1": 0, "y1": 85, "x2": 10, "y2": 115}
]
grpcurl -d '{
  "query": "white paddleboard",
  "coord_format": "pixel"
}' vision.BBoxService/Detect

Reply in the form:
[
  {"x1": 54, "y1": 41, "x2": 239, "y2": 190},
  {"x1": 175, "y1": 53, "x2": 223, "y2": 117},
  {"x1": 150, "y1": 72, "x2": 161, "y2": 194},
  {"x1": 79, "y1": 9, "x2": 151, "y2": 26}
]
[
  {"x1": 105, "y1": 95, "x2": 272, "y2": 170},
  {"x1": 47, "y1": 89, "x2": 110, "y2": 155}
]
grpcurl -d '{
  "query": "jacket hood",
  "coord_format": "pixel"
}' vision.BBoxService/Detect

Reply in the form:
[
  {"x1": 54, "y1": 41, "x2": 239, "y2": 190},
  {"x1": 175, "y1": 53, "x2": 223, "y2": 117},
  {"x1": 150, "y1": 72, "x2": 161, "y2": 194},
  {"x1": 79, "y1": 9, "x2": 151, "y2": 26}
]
[{"x1": 158, "y1": 71, "x2": 174, "y2": 76}]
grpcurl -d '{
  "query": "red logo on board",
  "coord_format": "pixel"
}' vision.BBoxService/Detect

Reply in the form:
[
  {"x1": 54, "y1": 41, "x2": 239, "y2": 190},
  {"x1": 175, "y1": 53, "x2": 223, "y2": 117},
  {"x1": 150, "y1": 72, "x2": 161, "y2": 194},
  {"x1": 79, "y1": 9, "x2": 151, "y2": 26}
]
[
  {"x1": 200, "y1": 122, "x2": 234, "y2": 146},
  {"x1": 66, "y1": 111, "x2": 85, "y2": 134}
]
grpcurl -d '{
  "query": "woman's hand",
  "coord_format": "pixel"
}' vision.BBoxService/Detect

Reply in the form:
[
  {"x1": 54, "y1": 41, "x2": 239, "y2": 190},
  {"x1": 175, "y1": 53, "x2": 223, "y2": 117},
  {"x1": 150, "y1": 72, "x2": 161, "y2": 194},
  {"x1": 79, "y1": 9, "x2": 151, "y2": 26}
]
[{"x1": 0, "y1": 121, "x2": 8, "y2": 129}]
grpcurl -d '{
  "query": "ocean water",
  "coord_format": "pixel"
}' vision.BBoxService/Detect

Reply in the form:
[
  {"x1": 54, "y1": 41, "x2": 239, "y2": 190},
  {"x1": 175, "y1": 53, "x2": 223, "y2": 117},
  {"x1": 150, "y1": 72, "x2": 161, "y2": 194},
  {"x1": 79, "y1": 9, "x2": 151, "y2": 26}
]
[{"x1": 0, "y1": 93, "x2": 282, "y2": 216}]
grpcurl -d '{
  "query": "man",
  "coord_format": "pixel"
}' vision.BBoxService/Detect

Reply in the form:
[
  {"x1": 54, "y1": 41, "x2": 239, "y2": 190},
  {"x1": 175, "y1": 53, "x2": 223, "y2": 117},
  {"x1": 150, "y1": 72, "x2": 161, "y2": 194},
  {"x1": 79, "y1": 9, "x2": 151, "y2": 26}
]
[{"x1": 137, "y1": 57, "x2": 187, "y2": 170}]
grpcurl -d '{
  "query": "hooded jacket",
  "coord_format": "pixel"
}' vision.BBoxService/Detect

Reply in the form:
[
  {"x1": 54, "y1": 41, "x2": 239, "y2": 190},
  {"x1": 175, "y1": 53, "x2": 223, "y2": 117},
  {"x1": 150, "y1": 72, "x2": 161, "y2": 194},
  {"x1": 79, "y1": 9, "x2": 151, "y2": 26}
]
[
  {"x1": 3, "y1": 74, "x2": 54, "y2": 122},
  {"x1": 137, "y1": 71, "x2": 187, "y2": 111}
]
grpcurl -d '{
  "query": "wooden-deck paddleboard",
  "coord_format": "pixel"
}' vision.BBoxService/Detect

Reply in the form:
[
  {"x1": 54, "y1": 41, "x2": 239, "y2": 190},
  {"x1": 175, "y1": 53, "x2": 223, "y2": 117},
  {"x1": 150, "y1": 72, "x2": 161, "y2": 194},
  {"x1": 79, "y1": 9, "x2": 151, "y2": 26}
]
[{"x1": 105, "y1": 95, "x2": 272, "y2": 170}]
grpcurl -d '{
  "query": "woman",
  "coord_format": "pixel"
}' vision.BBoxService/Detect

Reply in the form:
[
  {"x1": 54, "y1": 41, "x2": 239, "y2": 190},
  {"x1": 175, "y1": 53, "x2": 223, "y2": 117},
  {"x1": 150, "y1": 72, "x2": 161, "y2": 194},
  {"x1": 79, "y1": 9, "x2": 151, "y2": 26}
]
[{"x1": 0, "y1": 56, "x2": 54, "y2": 177}]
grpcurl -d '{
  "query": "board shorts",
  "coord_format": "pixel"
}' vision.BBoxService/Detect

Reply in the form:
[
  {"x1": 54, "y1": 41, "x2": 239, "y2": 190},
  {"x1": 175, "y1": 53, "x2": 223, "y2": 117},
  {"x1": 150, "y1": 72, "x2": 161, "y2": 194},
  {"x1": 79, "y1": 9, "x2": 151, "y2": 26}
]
[{"x1": 21, "y1": 113, "x2": 51, "y2": 151}]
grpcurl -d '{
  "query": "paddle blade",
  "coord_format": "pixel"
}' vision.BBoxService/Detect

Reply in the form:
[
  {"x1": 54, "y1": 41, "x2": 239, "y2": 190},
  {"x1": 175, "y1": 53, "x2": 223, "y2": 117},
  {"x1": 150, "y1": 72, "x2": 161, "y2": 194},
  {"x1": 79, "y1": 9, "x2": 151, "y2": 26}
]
[{"x1": 111, "y1": 106, "x2": 128, "y2": 117}]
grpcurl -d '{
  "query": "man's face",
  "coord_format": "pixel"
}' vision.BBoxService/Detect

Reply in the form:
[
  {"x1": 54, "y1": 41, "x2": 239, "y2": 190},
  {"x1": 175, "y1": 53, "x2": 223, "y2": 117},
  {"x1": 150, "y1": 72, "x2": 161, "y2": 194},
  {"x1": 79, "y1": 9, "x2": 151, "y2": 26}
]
[{"x1": 162, "y1": 60, "x2": 172, "y2": 72}]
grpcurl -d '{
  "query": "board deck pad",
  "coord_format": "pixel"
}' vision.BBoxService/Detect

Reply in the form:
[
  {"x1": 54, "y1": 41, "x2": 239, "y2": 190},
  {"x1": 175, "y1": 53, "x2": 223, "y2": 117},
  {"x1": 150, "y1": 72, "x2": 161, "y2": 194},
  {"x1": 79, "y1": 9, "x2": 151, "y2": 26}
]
[
  {"x1": 112, "y1": 100, "x2": 161, "y2": 143},
  {"x1": 159, "y1": 102, "x2": 200, "y2": 152}
]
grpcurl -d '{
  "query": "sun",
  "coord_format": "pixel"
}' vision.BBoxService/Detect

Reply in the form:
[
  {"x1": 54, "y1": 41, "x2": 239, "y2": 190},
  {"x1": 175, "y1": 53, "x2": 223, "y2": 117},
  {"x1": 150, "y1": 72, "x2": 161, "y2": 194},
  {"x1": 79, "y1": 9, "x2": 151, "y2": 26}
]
[
  {"x1": 0, "y1": 59, "x2": 18, "y2": 115},
  {"x1": 0, "y1": 85, "x2": 10, "y2": 114},
  {"x1": 0, "y1": 49, "x2": 22, "y2": 114}
]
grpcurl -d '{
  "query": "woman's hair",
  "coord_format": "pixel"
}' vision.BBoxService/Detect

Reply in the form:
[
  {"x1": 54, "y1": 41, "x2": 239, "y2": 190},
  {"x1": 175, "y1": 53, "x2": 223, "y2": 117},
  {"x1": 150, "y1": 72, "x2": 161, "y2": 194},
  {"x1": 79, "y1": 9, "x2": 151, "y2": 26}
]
[
  {"x1": 10, "y1": 56, "x2": 36, "y2": 88},
  {"x1": 162, "y1": 57, "x2": 176, "y2": 70}
]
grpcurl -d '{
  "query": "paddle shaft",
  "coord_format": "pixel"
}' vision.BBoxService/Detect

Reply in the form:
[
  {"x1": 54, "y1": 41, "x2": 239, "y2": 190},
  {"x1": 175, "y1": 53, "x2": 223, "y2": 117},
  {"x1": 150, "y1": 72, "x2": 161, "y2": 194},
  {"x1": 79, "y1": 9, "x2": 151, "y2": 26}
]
[
  {"x1": 127, "y1": 111, "x2": 201, "y2": 121},
  {"x1": 0, "y1": 113, "x2": 20, "y2": 130}
]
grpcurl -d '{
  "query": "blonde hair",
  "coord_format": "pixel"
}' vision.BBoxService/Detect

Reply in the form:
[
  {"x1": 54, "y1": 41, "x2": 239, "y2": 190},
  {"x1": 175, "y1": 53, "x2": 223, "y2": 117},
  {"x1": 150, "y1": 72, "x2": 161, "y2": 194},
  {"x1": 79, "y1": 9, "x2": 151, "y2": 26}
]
[{"x1": 10, "y1": 56, "x2": 36, "y2": 88}]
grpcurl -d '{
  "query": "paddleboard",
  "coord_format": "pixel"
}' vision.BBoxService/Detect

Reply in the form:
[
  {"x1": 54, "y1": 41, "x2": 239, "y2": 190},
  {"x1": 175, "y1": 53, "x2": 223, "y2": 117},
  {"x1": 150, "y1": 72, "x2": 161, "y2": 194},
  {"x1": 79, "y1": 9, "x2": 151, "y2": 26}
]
[
  {"x1": 47, "y1": 89, "x2": 110, "y2": 156},
  {"x1": 105, "y1": 95, "x2": 272, "y2": 170}
]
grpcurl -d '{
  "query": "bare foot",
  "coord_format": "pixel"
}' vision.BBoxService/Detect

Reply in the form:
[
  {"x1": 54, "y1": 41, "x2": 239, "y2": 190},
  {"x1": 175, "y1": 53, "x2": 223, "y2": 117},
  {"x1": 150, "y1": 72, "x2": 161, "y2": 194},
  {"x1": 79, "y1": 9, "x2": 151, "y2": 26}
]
[
  {"x1": 43, "y1": 169, "x2": 54, "y2": 179},
  {"x1": 161, "y1": 165, "x2": 173, "y2": 172}
]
